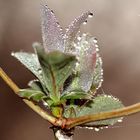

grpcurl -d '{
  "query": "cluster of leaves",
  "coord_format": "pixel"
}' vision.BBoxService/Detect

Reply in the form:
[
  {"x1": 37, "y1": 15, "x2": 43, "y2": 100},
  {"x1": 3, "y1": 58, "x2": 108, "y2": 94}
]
[{"x1": 12, "y1": 5, "x2": 124, "y2": 128}]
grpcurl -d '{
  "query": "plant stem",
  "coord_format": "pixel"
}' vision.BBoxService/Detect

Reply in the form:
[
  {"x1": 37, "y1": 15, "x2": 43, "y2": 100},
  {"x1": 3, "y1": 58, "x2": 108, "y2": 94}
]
[
  {"x1": 66, "y1": 102, "x2": 140, "y2": 129},
  {"x1": 0, "y1": 67, "x2": 59, "y2": 126},
  {"x1": 2, "y1": 67, "x2": 140, "y2": 131},
  {"x1": 0, "y1": 68, "x2": 19, "y2": 93}
]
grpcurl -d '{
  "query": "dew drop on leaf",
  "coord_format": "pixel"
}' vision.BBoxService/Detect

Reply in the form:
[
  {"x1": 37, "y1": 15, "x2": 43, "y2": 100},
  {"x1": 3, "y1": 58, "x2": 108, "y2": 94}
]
[
  {"x1": 96, "y1": 48, "x2": 99, "y2": 52},
  {"x1": 88, "y1": 13, "x2": 94, "y2": 18},
  {"x1": 93, "y1": 38, "x2": 98, "y2": 44},
  {"x1": 105, "y1": 126, "x2": 109, "y2": 129},
  {"x1": 38, "y1": 69, "x2": 42, "y2": 74},
  {"x1": 77, "y1": 36, "x2": 81, "y2": 41},
  {"x1": 43, "y1": 101, "x2": 48, "y2": 107},
  {"x1": 11, "y1": 52, "x2": 15, "y2": 56},
  {"x1": 117, "y1": 118, "x2": 123, "y2": 123},
  {"x1": 94, "y1": 127, "x2": 100, "y2": 132},
  {"x1": 100, "y1": 127, "x2": 104, "y2": 130},
  {"x1": 83, "y1": 20, "x2": 87, "y2": 25}
]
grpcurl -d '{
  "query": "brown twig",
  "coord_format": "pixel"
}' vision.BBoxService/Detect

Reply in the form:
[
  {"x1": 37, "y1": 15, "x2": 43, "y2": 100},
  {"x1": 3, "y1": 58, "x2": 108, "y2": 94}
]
[
  {"x1": 1, "y1": 67, "x2": 140, "y2": 130},
  {"x1": 65, "y1": 102, "x2": 140, "y2": 129}
]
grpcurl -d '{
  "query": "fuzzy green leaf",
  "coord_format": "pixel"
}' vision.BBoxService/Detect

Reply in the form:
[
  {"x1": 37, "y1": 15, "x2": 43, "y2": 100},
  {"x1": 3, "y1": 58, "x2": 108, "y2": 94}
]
[
  {"x1": 35, "y1": 46, "x2": 76, "y2": 101},
  {"x1": 64, "y1": 94, "x2": 124, "y2": 126},
  {"x1": 19, "y1": 89, "x2": 47, "y2": 102}
]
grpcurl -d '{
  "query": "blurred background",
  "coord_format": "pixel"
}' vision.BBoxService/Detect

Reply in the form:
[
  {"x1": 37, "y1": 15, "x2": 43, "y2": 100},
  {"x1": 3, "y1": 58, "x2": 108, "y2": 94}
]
[{"x1": 1, "y1": 0, "x2": 140, "y2": 139}]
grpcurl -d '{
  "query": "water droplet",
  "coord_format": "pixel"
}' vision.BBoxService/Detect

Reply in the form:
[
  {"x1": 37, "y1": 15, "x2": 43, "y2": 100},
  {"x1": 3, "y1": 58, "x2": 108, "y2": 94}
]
[
  {"x1": 51, "y1": 10, "x2": 54, "y2": 13},
  {"x1": 108, "y1": 95, "x2": 112, "y2": 98},
  {"x1": 77, "y1": 42, "x2": 80, "y2": 46},
  {"x1": 100, "y1": 127, "x2": 104, "y2": 130},
  {"x1": 43, "y1": 101, "x2": 48, "y2": 106},
  {"x1": 94, "y1": 127, "x2": 100, "y2": 132},
  {"x1": 73, "y1": 43, "x2": 77, "y2": 47},
  {"x1": 76, "y1": 62, "x2": 80, "y2": 68},
  {"x1": 93, "y1": 38, "x2": 98, "y2": 43},
  {"x1": 83, "y1": 33, "x2": 87, "y2": 37},
  {"x1": 31, "y1": 54, "x2": 36, "y2": 57},
  {"x1": 88, "y1": 13, "x2": 94, "y2": 18},
  {"x1": 118, "y1": 119, "x2": 123, "y2": 123},
  {"x1": 101, "y1": 79, "x2": 103, "y2": 82},
  {"x1": 38, "y1": 68, "x2": 42, "y2": 74},
  {"x1": 86, "y1": 127, "x2": 94, "y2": 130},
  {"x1": 64, "y1": 35, "x2": 68, "y2": 39},
  {"x1": 105, "y1": 126, "x2": 109, "y2": 129},
  {"x1": 77, "y1": 36, "x2": 81, "y2": 41},
  {"x1": 83, "y1": 20, "x2": 87, "y2": 25},
  {"x1": 11, "y1": 52, "x2": 15, "y2": 56},
  {"x1": 95, "y1": 44, "x2": 99, "y2": 48},
  {"x1": 96, "y1": 48, "x2": 99, "y2": 52}
]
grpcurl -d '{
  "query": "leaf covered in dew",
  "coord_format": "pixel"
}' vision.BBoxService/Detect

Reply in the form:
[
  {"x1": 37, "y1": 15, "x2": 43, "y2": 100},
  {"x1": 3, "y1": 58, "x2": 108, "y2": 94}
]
[
  {"x1": 63, "y1": 94, "x2": 124, "y2": 126},
  {"x1": 35, "y1": 46, "x2": 76, "y2": 100},
  {"x1": 40, "y1": 4, "x2": 64, "y2": 52},
  {"x1": 10, "y1": 3, "x2": 127, "y2": 129},
  {"x1": 77, "y1": 34, "x2": 97, "y2": 92},
  {"x1": 66, "y1": 34, "x2": 97, "y2": 93},
  {"x1": 64, "y1": 11, "x2": 92, "y2": 51}
]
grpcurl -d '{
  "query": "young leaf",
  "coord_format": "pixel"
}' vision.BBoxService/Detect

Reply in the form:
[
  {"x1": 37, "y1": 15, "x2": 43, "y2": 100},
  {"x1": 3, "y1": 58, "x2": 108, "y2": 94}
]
[
  {"x1": 35, "y1": 46, "x2": 76, "y2": 101},
  {"x1": 77, "y1": 34, "x2": 97, "y2": 92},
  {"x1": 40, "y1": 5, "x2": 64, "y2": 52},
  {"x1": 64, "y1": 11, "x2": 92, "y2": 50},
  {"x1": 19, "y1": 89, "x2": 47, "y2": 102},
  {"x1": 66, "y1": 34, "x2": 97, "y2": 92}
]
